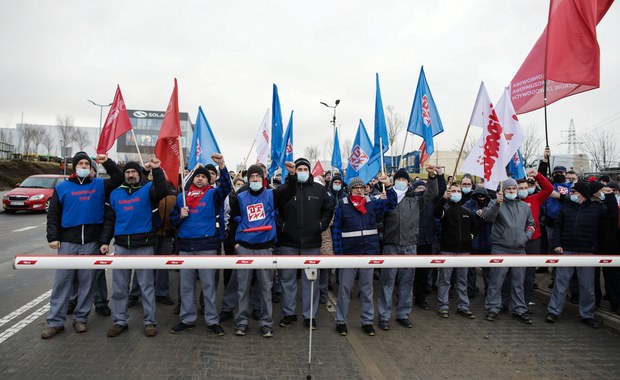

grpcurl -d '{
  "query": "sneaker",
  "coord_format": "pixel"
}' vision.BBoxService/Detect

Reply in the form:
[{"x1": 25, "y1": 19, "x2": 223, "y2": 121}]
[
  {"x1": 261, "y1": 325, "x2": 274, "y2": 338},
  {"x1": 95, "y1": 305, "x2": 111, "y2": 317},
  {"x1": 219, "y1": 310, "x2": 233, "y2": 322},
  {"x1": 319, "y1": 293, "x2": 328, "y2": 305},
  {"x1": 396, "y1": 318, "x2": 413, "y2": 328},
  {"x1": 513, "y1": 313, "x2": 533, "y2": 324},
  {"x1": 107, "y1": 324, "x2": 128, "y2": 337},
  {"x1": 336, "y1": 323, "x2": 348, "y2": 336},
  {"x1": 361, "y1": 324, "x2": 376, "y2": 336},
  {"x1": 304, "y1": 318, "x2": 317, "y2": 330},
  {"x1": 72, "y1": 321, "x2": 87, "y2": 333},
  {"x1": 486, "y1": 312, "x2": 498, "y2": 322},
  {"x1": 545, "y1": 313, "x2": 558, "y2": 323},
  {"x1": 207, "y1": 324, "x2": 225, "y2": 336},
  {"x1": 252, "y1": 309, "x2": 261, "y2": 321},
  {"x1": 156, "y1": 296, "x2": 174, "y2": 305},
  {"x1": 438, "y1": 309, "x2": 449, "y2": 319},
  {"x1": 457, "y1": 309, "x2": 475, "y2": 320},
  {"x1": 127, "y1": 296, "x2": 140, "y2": 308},
  {"x1": 41, "y1": 326, "x2": 64, "y2": 339},
  {"x1": 234, "y1": 324, "x2": 248, "y2": 336},
  {"x1": 144, "y1": 324, "x2": 158, "y2": 337},
  {"x1": 581, "y1": 318, "x2": 599, "y2": 329},
  {"x1": 279, "y1": 314, "x2": 297, "y2": 327},
  {"x1": 379, "y1": 320, "x2": 390, "y2": 330},
  {"x1": 170, "y1": 322, "x2": 195, "y2": 334}
]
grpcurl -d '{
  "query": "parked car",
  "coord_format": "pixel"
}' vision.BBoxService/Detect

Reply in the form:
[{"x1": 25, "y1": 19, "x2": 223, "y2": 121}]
[{"x1": 2, "y1": 174, "x2": 68, "y2": 213}]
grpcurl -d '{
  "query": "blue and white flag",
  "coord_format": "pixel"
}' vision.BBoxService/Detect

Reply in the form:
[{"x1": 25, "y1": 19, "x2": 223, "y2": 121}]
[
  {"x1": 278, "y1": 111, "x2": 294, "y2": 179},
  {"x1": 331, "y1": 127, "x2": 343, "y2": 175},
  {"x1": 508, "y1": 149, "x2": 526, "y2": 180},
  {"x1": 268, "y1": 84, "x2": 284, "y2": 178},
  {"x1": 345, "y1": 120, "x2": 381, "y2": 185},
  {"x1": 369, "y1": 73, "x2": 389, "y2": 165},
  {"x1": 407, "y1": 67, "x2": 444, "y2": 157},
  {"x1": 188, "y1": 106, "x2": 221, "y2": 169}
]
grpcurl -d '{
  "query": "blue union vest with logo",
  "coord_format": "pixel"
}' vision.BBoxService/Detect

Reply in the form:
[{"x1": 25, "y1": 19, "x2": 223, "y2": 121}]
[
  {"x1": 235, "y1": 189, "x2": 277, "y2": 245},
  {"x1": 176, "y1": 190, "x2": 217, "y2": 238},
  {"x1": 110, "y1": 182, "x2": 153, "y2": 235},
  {"x1": 55, "y1": 178, "x2": 105, "y2": 228}
]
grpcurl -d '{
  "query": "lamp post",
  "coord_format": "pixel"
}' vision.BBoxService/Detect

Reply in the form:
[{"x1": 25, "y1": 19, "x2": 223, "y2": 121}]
[
  {"x1": 87, "y1": 99, "x2": 112, "y2": 148},
  {"x1": 320, "y1": 99, "x2": 340, "y2": 174}
]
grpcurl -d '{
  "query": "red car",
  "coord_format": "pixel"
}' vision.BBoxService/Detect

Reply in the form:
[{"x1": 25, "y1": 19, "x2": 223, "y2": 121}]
[{"x1": 2, "y1": 174, "x2": 68, "y2": 213}]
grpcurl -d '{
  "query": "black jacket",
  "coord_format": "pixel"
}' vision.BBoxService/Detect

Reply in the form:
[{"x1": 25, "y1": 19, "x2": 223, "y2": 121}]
[
  {"x1": 418, "y1": 174, "x2": 447, "y2": 246},
  {"x1": 278, "y1": 175, "x2": 335, "y2": 249},
  {"x1": 434, "y1": 197, "x2": 475, "y2": 253},
  {"x1": 551, "y1": 199, "x2": 607, "y2": 253},
  {"x1": 46, "y1": 158, "x2": 124, "y2": 244}
]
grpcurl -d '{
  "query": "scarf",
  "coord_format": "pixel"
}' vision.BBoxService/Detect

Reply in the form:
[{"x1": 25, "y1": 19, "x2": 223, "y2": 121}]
[
  {"x1": 350, "y1": 195, "x2": 367, "y2": 214},
  {"x1": 394, "y1": 188, "x2": 407, "y2": 204},
  {"x1": 186, "y1": 184, "x2": 211, "y2": 209}
]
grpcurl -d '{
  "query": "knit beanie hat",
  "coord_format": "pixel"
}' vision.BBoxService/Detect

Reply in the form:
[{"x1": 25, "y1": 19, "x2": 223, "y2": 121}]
[
  {"x1": 348, "y1": 177, "x2": 365, "y2": 190},
  {"x1": 393, "y1": 168, "x2": 410, "y2": 182},
  {"x1": 123, "y1": 162, "x2": 143, "y2": 177},
  {"x1": 247, "y1": 164, "x2": 264, "y2": 180},
  {"x1": 295, "y1": 157, "x2": 311, "y2": 170},
  {"x1": 72, "y1": 151, "x2": 94, "y2": 170},
  {"x1": 573, "y1": 181, "x2": 590, "y2": 198}
]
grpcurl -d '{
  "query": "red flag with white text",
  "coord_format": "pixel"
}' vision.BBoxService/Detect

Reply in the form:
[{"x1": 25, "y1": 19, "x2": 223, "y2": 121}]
[
  {"x1": 96, "y1": 85, "x2": 132, "y2": 154},
  {"x1": 154, "y1": 79, "x2": 182, "y2": 187},
  {"x1": 312, "y1": 160, "x2": 325, "y2": 177}
]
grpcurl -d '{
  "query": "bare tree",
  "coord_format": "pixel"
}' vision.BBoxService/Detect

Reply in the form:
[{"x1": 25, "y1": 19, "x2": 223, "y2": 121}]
[
  {"x1": 42, "y1": 130, "x2": 55, "y2": 156},
  {"x1": 581, "y1": 129, "x2": 619, "y2": 171},
  {"x1": 304, "y1": 145, "x2": 320, "y2": 164},
  {"x1": 453, "y1": 134, "x2": 478, "y2": 161},
  {"x1": 31, "y1": 128, "x2": 46, "y2": 156},
  {"x1": 521, "y1": 123, "x2": 543, "y2": 167},
  {"x1": 322, "y1": 137, "x2": 333, "y2": 162},
  {"x1": 56, "y1": 115, "x2": 75, "y2": 153},
  {"x1": 21, "y1": 126, "x2": 36, "y2": 156},
  {"x1": 386, "y1": 105, "x2": 404, "y2": 157},
  {"x1": 342, "y1": 138, "x2": 352, "y2": 164},
  {"x1": 73, "y1": 128, "x2": 91, "y2": 150},
  {"x1": 0, "y1": 129, "x2": 13, "y2": 145}
]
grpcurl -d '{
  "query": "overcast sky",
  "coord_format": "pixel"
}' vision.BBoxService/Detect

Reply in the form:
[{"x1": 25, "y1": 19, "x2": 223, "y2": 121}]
[{"x1": 1, "y1": 0, "x2": 618, "y2": 166}]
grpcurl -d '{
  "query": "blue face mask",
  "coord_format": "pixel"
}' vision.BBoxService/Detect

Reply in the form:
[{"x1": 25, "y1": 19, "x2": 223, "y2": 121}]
[
  {"x1": 461, "y1": 186, "x2": 472, "y2": 194},
  {"x1": 518, "y1": 190, "x2": 529, "y2": 199},
  {"x1": 528, "y1": 187, "x2": 535, "y2": 195},
  {"x1": 394, "y1": 181, "x2": 408, "y2": 191},
  {"x1": 76, "y1": 168, "x2": 91, "y2": 178},
  {"x1": 505, "y1": 192, "x2": 518, "y2": 201},
  {"x1": 332, "y1": 184, "x2": 342, "y2": 192},
  {"x1": 249, "y1": 182, "x2": 263, "y2": 192},
  {"x1": 570, "y1": 194, "x2": 580, "y2": 203},
  {"x1": 297, "y1": 172, "x2": 309, "y2": 183},
  {"x1": 450, "y1": 193, "x2": 462, "y2": 203}
]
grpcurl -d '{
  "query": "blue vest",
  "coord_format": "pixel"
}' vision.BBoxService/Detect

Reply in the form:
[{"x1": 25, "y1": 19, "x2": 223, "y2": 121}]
[
  {"x1": 340, "y1": 196, "x2": 380, "y2": 255},
  {"x1": 544, "y1": 182, "x2": 572, "y2": 220},
  {"x1": 235, "y1": 189, "x2": 277, "y2": 245},
  {"x1": 177, "y1": 190, "x2": 217, "y2": 239},
  {"x1": 56, "y1": 178, "x2": 105, "y2": 228},
  {"x1": 110, "y1": 183, "x2": 153, "y2": 235}
]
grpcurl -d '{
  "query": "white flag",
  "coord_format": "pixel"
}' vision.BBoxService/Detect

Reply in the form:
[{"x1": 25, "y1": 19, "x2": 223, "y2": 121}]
[
  {"x1": 496, "y1": 86, "x2": 524, "y2": 159},
  {"x1": 255, "y1": 109, "x2": 270, "y2": 165},
  {"x1": 461, "y1": 82, "x2": 512, "y2": 190}
]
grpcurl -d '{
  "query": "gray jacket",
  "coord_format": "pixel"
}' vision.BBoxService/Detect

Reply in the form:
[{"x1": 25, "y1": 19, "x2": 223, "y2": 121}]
[
  {"x1": 383, "y1": 176, "x2": 438, "y2": 246},
  {"x1": 481, "y1": 198, "x2": 535, "y2": 253}
]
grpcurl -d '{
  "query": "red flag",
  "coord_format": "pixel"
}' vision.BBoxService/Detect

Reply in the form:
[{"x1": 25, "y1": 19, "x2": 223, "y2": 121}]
[
  {"x1": 510, "y1": 0, "x2": 613, "y2": 114},
  {"x1": 418, "y1": 140, "x2": 429, "y2": 169},
  {"x1": 96, "y1": 85, "x2": 132, "y2": 154},
  {"x1": 155, "y1": 79, "x2": 182, "y2": 187},
  {"x1": 312, "y1": 160, "x2": 324, "y2": 177}
]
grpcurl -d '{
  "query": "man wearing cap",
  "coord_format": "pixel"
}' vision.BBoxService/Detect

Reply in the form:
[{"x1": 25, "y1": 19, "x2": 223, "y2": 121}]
[
  {"x1": 377, "y1": 166, "x2": 437, "y2": 330},
  {"x1": 230, "y1": 162, "x2": 297, "y2": 338},
  {"x1": 42, "y1": 152, "x2": 123, "y2": 339},
  {"x1": 482, "y1": 178, "x2": 536, "y2": 324},
  {"x1": 332, "y1": 174, "x2": 397, "y2": 337},
  {"x1": 168, "y1": 154, "x2": 230, "y2": 336},
  {"x1": 277, "y1": 157, "x2": 335, "y2": 330},
  {"x1": 546, "y1": 182, "x2": 608, "y2": 328},
  {"x1": 100, "y1": 158, "x2": 170, "y2": 337}
]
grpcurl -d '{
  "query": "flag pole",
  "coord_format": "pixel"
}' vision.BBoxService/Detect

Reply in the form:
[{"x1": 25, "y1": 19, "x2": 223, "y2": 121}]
[
  {"x1": 451, "y1": 123, "x2": 473, "y2": 186},
  {"x1": 380, "y1": 136, "x2": 386, "y2": 192},
  {"x1": 399, "y1": 132, "x2": 410, "y2": 169},
  {"x1": 242, "y1": 139, "x2": 257, "y2": 168},
  {"x1": 130, "y1": 129, "x2": 145, "y2": 168},
  {"x1": 178, "y1": 136, "x2": 186, "y2": 208}
]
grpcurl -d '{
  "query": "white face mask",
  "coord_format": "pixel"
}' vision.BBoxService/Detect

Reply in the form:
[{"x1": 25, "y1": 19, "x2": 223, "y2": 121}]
[
  {"x1": 76, "y1": 168, "x2": 91, "y2": 178},
  {"x1": 394, "y1": 181, "x2": 408, "y2": 191},
  {"x1": 332, "y1": 184, "x2": 342, "y2": 192},
  {"x1": 249, "y1": 182, "x2": 262, "y2": 191},
  {"x1": 297, "y1": 172, "x2": 309, "y2": 183}
]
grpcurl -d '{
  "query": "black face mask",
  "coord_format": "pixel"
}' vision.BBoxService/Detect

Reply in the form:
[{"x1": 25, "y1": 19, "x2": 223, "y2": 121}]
[
  {"x1": 475, "y1": 197, "x2": 487, "y2": 206},
  {"x1": 414, "y1": 190, "x2": 425, "y2": 197},
  {"x1": 553, "y1": 174, "x2": 566, "y2": 183}
]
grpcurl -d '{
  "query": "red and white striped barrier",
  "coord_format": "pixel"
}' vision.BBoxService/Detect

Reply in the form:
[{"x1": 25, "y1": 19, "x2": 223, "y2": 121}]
[{"x1": 12, "y1": 254, "x2": 619, "y2": 270}]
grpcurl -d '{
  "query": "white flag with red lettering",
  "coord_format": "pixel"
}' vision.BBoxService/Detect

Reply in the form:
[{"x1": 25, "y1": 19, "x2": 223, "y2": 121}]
[
  {"x1": 496, "y1": 86, "x2": 524, "y2": 159},
  {"x1": 255, "y1": 109, "x2": 270, "y2": 165},
  {"x1": 460, "y1": 82, "x2": 511, "y2": 190}
]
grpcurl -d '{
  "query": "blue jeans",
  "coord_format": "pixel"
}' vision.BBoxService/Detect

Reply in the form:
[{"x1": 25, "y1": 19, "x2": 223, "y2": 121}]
[
  {"x1": 279, "y1": 246, "x2": 321, "y2": 319},
  {"x1": 336, "y1": 268, "x2": 374, "y2": 325},
  {"x1": 178, "y1": 250, "x2": 219, "y2": 326},
  {"x1": 437, "y1": 251, "x2": 470, "y2": 311}
]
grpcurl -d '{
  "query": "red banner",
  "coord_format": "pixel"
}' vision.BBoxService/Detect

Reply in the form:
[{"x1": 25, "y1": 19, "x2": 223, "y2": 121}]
[
  {"x1": 312, "y1": 160, "x2": 324, "y2": 177},
  {"x1": 96, "y1": 85, "x2": 132, "y2": 154},
  {"x1": 154, "y1": 79, "x2": 182, "y2": 187}
]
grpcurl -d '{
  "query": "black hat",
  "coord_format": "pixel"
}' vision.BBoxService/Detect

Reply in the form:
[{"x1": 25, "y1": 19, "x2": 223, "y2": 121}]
[
  {"x1": 247, "y1": 164, "x2": 264, "y2": 180},
  {"x1": 191, "y1": 166, "x2": 211, "y2": 183},
  {"x1": 331, "y1": 173, "x2": 343, "y2": 183},
  {"x1": 123, "y1": 162, "x2": 143, "y2": 177},
  {"x1": 205, "y1": 164, "x2": 218, "y2": 176},
  {"x1": 294, "y1": 157, "x2": 311, "y2": 170},
  {"x1": 552, "y1": 166, "x2": 567, "y2": 174},
  {"x1": 589, "y1": 181, "x2": 604, "y2": 196},
  {"x1": 393, "y1": 168, "x2": 410, "y2": 182},
  {"x1": 607, "y1": 180, "x2": 619, "y2": 190},
  {"x1": 572, "y1": 181, "x2": 590, "y2": 198},
  {"x1": 72, "y1": 151, "x2": 94, "y2": 170}
]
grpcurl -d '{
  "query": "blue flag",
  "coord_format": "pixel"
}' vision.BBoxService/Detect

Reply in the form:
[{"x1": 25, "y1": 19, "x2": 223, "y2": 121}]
[
  {"x1": 407, "y1": 67, "x2": 444, "y2": 157},
  {"x1": 278, "y1": 111, "x2": 294, "y2": 179},
  {"x1": 188, "y1": 106, "x2": 221, "y2": 169},
  {"x1": 508, "y1": 149, "x2": 526, "y2": 180},
  {"x1": 268, "y1": 84, "x2": 284, "y2": 178},
  {"x1": 369, "y1": 73, "x2": 389, "y2": 166},
  {"x1": 345, "y1": 120, "x2": 381, "y2": 185},
  {"x1": 331, "y1": 127, "x2": 343, "y2": 175}
]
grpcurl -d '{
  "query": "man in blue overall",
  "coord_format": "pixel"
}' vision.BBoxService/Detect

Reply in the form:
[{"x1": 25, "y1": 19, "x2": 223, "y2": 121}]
[
  {"x1": 100, "y1": 158, "x2": 169, "y2": 337},
  {"x1": 42, "y1": 152, "x2": 123, "y2": 339}
]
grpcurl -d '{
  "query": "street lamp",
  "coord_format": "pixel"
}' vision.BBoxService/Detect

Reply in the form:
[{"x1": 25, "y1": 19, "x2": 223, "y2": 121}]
[
  {"x1": 320, "y1": 99, "x2": 340, "y2": 137},
  {"x1": 87, "y1": 99, "x2": 112, "y2": 148}
]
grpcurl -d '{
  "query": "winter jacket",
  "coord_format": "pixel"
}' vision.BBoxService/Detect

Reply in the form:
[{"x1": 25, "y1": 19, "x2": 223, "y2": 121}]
[
  {"x1": 463, "y1": 187, "x2": 493, "y2": 252},
  {"x1": 551, "y1": 199, "x2": 607, "y2": 253},
  {"x1": 434, "y1": 197, "x2": 475, "y2": 253},
  {"x1": 482, "y1": 198, "x2": 535, "y2": 253}
]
